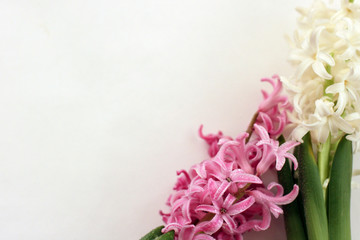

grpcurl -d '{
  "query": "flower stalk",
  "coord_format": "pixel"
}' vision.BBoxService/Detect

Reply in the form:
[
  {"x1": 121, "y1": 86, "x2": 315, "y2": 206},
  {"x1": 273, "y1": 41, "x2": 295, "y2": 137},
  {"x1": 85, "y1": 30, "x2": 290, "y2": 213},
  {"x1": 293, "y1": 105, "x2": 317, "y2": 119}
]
[{"x1": 317, "y1": 134, "x2": 331, "y2": 196}]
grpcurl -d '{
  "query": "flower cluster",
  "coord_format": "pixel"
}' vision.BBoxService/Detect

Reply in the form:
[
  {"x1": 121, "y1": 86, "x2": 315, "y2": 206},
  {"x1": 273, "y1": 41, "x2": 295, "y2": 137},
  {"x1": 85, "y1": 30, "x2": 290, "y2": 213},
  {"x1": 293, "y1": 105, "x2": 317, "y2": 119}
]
[
  {"x1": 160, "y1": 77, "x2": 299, "y2": 240},
  {"x1": 282, "y1": 0, "x2": 360, "y2": 151}
]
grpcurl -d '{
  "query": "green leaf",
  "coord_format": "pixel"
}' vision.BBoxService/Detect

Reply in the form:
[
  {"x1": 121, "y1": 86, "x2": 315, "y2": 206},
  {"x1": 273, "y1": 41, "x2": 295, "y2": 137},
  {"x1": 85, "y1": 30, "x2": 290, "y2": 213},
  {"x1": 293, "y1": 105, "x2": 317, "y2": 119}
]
[
  {"x1": 277, "y1": 136, "x2": 307, "y2": 240},
  {"x1": 328, "y1": 136, "x2": 352, "y2": 240},
  {"x1": 156, "y1": 230, "x2": 175, "y2": 240},
  {"x1": 140, "y1": 226, "x2": 165, "y2": 240},
  {"x1": 298, "y1": 133, "x2": 328, "y2": 240}
]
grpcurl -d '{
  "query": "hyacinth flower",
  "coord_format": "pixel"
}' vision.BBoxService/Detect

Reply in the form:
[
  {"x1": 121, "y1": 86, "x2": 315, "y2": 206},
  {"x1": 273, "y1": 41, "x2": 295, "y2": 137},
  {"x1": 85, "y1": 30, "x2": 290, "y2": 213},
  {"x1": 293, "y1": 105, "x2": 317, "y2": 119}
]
[
  {"x1": 158, "y1": 124, "x2": 299, "y2": 240},
  {"x1": 279, "y1": 0, "x2": 360, "y2": 239},
  {"x1": 140, "y1": 76, "x2": 301, "y2": 240}
]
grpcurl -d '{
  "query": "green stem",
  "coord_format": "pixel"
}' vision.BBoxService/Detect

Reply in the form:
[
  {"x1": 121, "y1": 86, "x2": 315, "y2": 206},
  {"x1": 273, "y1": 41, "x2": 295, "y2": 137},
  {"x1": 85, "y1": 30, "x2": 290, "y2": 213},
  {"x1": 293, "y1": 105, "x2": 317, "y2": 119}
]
[
  {"x1": 318, "y1": 134, "x2": 331, "y2": 197},
  {"x1": 245, "y1": 112, "x2": 259, "y2": 143},
  {"x1": 235, "y1": 183, "x2": 251, "y2": 201},
  {"x1": 324, "y1": 55, "x2": 334, "y2": 99}
]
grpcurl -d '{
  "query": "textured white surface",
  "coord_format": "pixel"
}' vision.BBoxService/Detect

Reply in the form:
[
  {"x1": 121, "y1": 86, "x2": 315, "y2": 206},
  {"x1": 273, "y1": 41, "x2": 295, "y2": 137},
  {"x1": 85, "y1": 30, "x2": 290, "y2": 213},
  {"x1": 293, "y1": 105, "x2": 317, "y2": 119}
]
[{"x1": 0, "y1": 0, "x2": 359, "y2": 239}]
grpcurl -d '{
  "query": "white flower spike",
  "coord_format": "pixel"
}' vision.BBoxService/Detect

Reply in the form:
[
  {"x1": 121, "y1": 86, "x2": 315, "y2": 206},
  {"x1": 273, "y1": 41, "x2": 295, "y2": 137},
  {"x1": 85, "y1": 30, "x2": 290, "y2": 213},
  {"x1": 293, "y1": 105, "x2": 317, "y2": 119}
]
[{"x1": 283, "y1": 0, "x2": 360, "y2": 151}]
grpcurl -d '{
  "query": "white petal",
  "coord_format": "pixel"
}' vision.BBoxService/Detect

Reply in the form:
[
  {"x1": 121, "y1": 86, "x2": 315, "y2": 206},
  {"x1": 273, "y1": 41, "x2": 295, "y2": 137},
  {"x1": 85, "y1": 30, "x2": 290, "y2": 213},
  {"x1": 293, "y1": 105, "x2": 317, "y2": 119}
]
[
  {"x1": 316, "y1": 124, "x2": 330, "y2": 144},
  {"x1": 317, "y1": 51, "x2": 335, "y2": 66},
  {"x1": 312, "y1": 61, "x2": 333, "y2": 79},
  {"x1": 295, "y1": 58, "x2": 314, "y2": 80},
  {"x1": 345, "y1": 112, "x2": 360, "y2": 121},
  {"x1": 347, "y1": 132, "x2": 360, "y2": 152},
  {"x1": 328, "y1": 118, "x2": 338, "y2": 136},
  {"x1": 303, "y1": 116, "x2": 327, "y2": 129},
  {"x1": 347, "y1": 86, "x2": 359, "y2": 102},
  {"x1": 291, "y1": 126, "x2": 309, "y2": 142},
  {"x1": 331, "y1": 115, "x2": 354, "y2": 134},
  {"x1": 280, "y1": 76, "x2": 301, "y2": 93},
  {"x1": 315, "y1": 99, "x2": 334, "y2": 117},
  {"x1": 348, "y1": 64, "x2": 360, "y2": 82},
  {"x1": 340, "y1": 46, "x2": 356, "y2": 60},
  {"x1": 309, "y1": 26, "x2": 325, "y2": 53},
  {"x1": 334, "y1": 92, "x2": 348, "y2": 115},
  {"x1": 346, "y1": 132, "x2": 360, "y2": 141},
  {"x1": 331, "y1": 9, "x2": 347, "y2": 23},
  {"x1": 293, "y1": 94, "x2": 302, "y2": 114},
  {"x1": 326, "y1": 82, "x2": 345, "y2": 94}
]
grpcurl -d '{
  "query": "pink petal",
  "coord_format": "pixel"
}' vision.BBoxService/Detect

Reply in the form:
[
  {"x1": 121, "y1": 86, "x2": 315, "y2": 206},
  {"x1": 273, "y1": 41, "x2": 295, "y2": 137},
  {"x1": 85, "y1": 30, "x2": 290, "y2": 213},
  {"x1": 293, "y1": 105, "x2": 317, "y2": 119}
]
[
  {"x1": 208, "y1": 178, "x2": 221, "y2": 199},
  {"x1": 272, "y1": 184, "x2": 299, "y2": 205},
  {"x1": 227, "y1": 196, "x2": 255, "y2": 215},
  {"x1": 275, "y1": 155, "x2": 286, "y2": 171},
  {"x1": 223, "y1": 194, "x2": 237, "y2": 209},
  {"x1": 218, "y1": 139, "x2": 253, "y2": 174},
  {"x1": 163, "y1": 222, "x2": 182, "y2": 233},
  {"x1": 213, "y1": 181, "x2": 231, "y2": 200},
  {"x1": 267, "y1": 182, "x2": 284, "y2": 197},
  {"x1": 178, "y1": 225, "x2": 196, "y2": 240},
  {"x1": 284, "y1": 153, "x2": 298, "y2": 170},
  {"x1": 256, "y1": 205, "x2": 272, "y2": 230},
  {"x1": 256, "y1": 149, "x2": 275, "y2": 176},
  {"x1": 254, "y1": 124, "x2": 270, "y2": 141},
  {"x1": 230, "y1": 170, "x2": 262, "y2": 184},
  {"x1": 196, "y1": 204, "x2": 217, "y2": 214},
  {"x1": 222, "y1": 214, "x2": 237, "y2": 233},
  {"x1": 171, "y1": 198, "x2": 186, "y2": 213},
  {"x1": 258, "y1": 112, "x2": 273, "y2": 132},
  {"x1": 182, "y1": 199, "x2": 192, "y2": 223},
  {"x1": 236, "y1": 219, "x2": 260, "y2": 234},
  {"x1": 255, "y1": 184, "x2": 299, "y2": 205},
  {"x1": 279, "y1": 141, "x2": 300, "y2": 152},
  {"x1": 194, "y1": 234, "x2": 216, "y2": 240},
  {"x1": 269, "y1": 203, "x2": 283, "y2": 218},
  {"x1": 199, "y1": 214, "x2": 224, "y2": 234},
  {"x1": 270, "y1": 115, "x2": 286, "y2": 136}
]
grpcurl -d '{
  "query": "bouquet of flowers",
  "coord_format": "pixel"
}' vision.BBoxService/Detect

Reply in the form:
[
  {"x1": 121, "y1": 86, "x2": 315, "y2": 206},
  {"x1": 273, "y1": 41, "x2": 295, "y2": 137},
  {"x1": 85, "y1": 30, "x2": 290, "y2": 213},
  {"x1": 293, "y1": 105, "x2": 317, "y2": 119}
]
[{"x1": 140, "y1": 0, "x2": 360, "y2": 239}]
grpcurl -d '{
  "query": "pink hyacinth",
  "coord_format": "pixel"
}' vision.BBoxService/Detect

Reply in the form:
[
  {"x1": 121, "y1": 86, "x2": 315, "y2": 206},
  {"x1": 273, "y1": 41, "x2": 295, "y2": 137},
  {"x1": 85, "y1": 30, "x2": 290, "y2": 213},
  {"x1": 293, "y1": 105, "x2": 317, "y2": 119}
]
[
  {"x1": 254, "y1": 124, "x2": 300, "y2": 175},
  {"x1": 256, "y1": 75, "x2": 293, "y2": 139},
  {"x1": 195, "y1": 194, "x2": 255, "y2": 234},
  {"x1": 160, "y1": 76, "x2": 299, "y2": 240}
]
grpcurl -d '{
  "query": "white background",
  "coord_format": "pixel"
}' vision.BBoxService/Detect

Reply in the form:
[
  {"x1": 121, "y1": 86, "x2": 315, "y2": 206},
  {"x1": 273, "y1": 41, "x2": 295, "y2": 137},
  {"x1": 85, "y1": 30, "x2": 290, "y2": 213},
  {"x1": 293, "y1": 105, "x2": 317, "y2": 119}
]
[{"x1": 0, "y1": 0, "x2": 359, "y2": 239}]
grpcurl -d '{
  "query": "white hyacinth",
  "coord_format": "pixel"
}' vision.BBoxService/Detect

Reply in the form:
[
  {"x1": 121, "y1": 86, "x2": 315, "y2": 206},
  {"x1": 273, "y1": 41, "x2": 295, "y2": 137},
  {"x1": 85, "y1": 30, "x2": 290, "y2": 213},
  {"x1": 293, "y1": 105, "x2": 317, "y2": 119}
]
[{"x1": 282, "y1": 0, "x2": 360, "y2": 151}]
